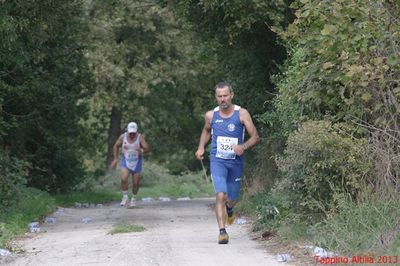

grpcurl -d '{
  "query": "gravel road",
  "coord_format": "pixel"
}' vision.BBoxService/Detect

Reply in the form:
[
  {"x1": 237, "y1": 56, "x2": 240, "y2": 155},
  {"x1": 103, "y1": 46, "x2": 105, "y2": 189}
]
[{"x1": 2, "y1": 197, "x2": 294, "y2": 266}]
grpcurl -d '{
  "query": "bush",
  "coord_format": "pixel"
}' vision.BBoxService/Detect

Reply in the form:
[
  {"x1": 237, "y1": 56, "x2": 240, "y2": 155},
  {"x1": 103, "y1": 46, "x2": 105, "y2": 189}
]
[
  {"x1": 251, "y1": 191, "x2": 291, "y2": 232},
  {"x1": 275, "y1": 120, "x2": 371, "y2": 214},
  {"x1": 0, "y1": 152, "x2": 27, "y2": 214},
  {"x1": 159, "y1": 149, "x2": 200, "y2": 175},
  {"x1": 0, "y1": 186, "x2": 55, "y2": 248}
]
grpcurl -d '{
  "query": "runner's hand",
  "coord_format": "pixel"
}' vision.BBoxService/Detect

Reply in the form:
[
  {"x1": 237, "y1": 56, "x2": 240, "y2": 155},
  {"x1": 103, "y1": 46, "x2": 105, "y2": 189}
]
[
  {"x1": 233, "y1": 144, "x2": 245, "y2": 156},
  {"x1": 111, "y1": 159, "x2": 118, "y2": 169},
  {"x1": 195, "y1": 148, "x2": 204, "y2": 160}
]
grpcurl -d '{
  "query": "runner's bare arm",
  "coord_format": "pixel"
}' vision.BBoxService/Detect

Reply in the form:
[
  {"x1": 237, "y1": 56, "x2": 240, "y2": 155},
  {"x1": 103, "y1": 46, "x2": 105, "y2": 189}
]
[
  {"x1": 111, "y1": 134, "x2": 123, "y2": 168},
  {"x1": 239, "y1": 108, "x2": 260, "y2": 151},
  {"x1": 139, "y1": 135, "x2": 150, "y2": 154},
  {"x1": 195, "y1": 111, "x2": 213, "y2": 160}
]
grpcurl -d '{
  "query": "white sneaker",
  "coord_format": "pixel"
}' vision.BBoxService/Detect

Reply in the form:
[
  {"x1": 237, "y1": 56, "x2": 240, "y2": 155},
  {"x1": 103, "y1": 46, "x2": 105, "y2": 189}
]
[
  {"x1": 120, "y1": 195, "x2": 128, "y2": 206},
  {"x1": 129, "y1": 198, "x2": 136, "y2": 207}
]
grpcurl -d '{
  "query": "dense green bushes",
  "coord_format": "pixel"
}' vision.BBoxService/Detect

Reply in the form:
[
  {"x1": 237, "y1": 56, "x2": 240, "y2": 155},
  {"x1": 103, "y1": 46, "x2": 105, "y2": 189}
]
[
  {"x1": 0, "y1": 152, "x2": 27, "y2": 214},
  {"x1": 243, "y1": 0, "x2": 400, "y2": 256},
  {"x1": 0, "y1": 0, "x2": 93, "y2": 193},
  {"x1": 249, "y1": 120, "x2": 371, "y2": 230},
  {"x1": 276, "y1": 120, "x2": 371, "y2": 214},
  {"x1": 0, "y1": 187, "x2": 55, "y2": 248},
  {"x1": 248, "y1": 118, "x2": 400, "y2": 255}
]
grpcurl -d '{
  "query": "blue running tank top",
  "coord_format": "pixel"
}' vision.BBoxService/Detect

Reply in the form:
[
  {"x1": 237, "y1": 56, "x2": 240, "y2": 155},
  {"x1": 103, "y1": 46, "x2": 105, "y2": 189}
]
[{"x1": 210, "y1": 105, "x2": 245, "y2": 165}]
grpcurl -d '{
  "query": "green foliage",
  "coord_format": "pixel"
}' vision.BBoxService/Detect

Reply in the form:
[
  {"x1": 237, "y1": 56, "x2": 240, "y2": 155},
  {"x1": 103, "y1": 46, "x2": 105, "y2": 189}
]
[
  {"x1": 167, "y1": 0, "x2": 289, "y2": 116},
  {"x1": 313, "y1": 194, "x2": 400, "y2": 256},
  {"x1": 108, "y1": 223, "x2": 146, "y2": 235},
  {"x1": 140, "y1": 80, "x2": 213, "y2": 173},
  {"x1": 263, "y1": 1, "x2": 400, "y2": 253},
  {"x1": 0, "y1": 187, "x2": 55, "y2": 248},
  {"x1": 0, "y1": 0, "x2": 93, "y2": 193},
  {"x1": 0, "y1": 152, "x2": 27, "y2": 213},
  {"x1": 54, "y1": 190, "x2": 120, "y2": 207},
  {"x1": 270, "y1": 0, "x2": 400, "y2": 198},
  {"x1": 239, "y1": 189, "x2": 314, "y2": 242},
  {"x1": 275, "y1": 0, "x2": 400, "y2": 125},
  {"x1": 84, "y1": 1, "x2": 217, "y2": 173},
  {"x1": 250, "y1": 191, "x2": 291, "y2": 232},
  {"x1": 250, "y1": 49, "x2": 306, "y2": 189},
  {"x1": 92, "y1": 162, "x2": 214, "y2": 199},
  {"x1": 276, "y1": 120, "x2": 371, "y2": 214},
  {"x1": 166, "y1": 0, "x2": 292, "y2": 187},
  {"x1": 138, "y1": 170, "x2": 215, "y2": 199},
  {"x1": 170, "y1": 0, "x2": 290, "y2": 42},
  {"x1": 261, "y1": 48, "x2": 309, "y2": 136},
  {"x1": 242, "y1": 137, "x2": 285, "y2": 195},
  {"x1": 86, "y1": 1, "x2": 187, "y2": 107}
]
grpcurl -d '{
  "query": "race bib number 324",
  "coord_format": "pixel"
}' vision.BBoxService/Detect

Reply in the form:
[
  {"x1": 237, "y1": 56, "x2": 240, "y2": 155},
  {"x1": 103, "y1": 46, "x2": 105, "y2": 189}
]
[{"x1": 216, "y1": 136, "x2": 238, "y2": 159}]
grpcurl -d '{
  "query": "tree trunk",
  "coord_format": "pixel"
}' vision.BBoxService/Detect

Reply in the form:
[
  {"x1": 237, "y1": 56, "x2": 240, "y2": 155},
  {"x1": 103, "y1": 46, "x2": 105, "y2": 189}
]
[{"x1": 106, "y1": 106, "x2": 122, "y2": 171}]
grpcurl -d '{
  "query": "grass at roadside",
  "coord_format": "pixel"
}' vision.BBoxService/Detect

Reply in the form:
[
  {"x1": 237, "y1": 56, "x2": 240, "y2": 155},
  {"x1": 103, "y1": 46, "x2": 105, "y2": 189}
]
[
  {"x1": 0, "y1": 187, "x2": 56, "y2": 249},
  {"x1": 312, "y1": 193, "x2": 400, "y2": 257},
  {"x1": 238, "y1": 189, "x2": 400, "y2": 263},
  {"x1": 54, "y1": 170, "x2": 214, "y2": 206},
  {"x1": 108, "y1": 222, "x2": 146, "y2": 235},
  {"x1": 54, "y1": 190, "x2": 121, "y2": 206},
  {"x1": 93, "y1": 162, "x2": 214, "y2": 200}
]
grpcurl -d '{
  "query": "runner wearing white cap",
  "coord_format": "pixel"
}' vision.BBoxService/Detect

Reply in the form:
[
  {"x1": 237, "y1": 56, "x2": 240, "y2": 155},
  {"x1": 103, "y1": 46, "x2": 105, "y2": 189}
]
[{"x1": 111, "y1": 122, "x2": 150, "y2": 207}]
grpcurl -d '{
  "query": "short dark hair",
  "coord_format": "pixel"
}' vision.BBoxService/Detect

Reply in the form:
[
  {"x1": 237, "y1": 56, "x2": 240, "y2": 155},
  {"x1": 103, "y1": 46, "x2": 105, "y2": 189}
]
[{"x1": 214, "y1": 81, "x2": 233, "y2": 93}]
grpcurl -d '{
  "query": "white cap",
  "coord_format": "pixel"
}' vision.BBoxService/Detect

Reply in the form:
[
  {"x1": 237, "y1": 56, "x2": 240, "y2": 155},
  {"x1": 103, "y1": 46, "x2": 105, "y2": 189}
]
[{"x1": 127, "y1": 122, "x2": 138, "y2": 133}]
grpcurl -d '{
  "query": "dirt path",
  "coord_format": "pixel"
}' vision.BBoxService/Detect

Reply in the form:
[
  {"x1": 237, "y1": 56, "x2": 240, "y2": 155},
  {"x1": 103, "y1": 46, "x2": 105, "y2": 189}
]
[{"x1": 3, "y1": 198, "x2": 293, "y2": 266}]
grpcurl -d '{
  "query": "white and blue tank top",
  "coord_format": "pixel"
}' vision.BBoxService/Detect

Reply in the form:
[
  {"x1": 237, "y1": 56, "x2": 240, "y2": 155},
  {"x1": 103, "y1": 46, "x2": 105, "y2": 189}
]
[
  {"x1": 122, "y1": 133, "x2": 141, "y2": 169},
  {"x1": 210, "y1": 105, "x2": 245, "y2": 164}
]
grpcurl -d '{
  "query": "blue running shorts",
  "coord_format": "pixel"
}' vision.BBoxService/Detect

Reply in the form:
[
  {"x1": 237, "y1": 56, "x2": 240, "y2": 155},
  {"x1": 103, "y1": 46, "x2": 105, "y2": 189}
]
[
  {"x1": 120, "y1": 155, "x2": 143, "y2": 175},
  {"x1": 210, "y1": 161, "x2": 243, "y2": 201}
]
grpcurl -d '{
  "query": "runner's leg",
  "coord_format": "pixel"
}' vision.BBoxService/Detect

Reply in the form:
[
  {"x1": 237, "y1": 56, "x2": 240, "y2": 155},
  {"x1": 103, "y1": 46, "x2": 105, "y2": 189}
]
[
  {"x1": 120, "y1": 168, "x2": 129, "y2": 192},
  {"x1": 131, "y1": 158, "x2": 142, "y2": 196},
  {"x1": 132, "y1": 173, "x2": 140, "y2": 195},
  {"x1": 210, "y1": 161, "x2": 229, "y2": 230},
  {"x1": 226, "y1": 163, "x2": 243, "y2": 207},
  {"x1": 216, "y1": 192, "x2": 228, "y2": 229}
]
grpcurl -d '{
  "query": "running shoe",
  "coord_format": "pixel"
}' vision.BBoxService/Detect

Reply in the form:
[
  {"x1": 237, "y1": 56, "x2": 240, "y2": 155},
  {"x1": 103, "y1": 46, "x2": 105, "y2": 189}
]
[
  {"x1": 227, "y1": 213, "x2": 236, "y2": 225},
  {"x1": 129, "y1": 197, "x2": 136, "y2": 207},
  {"x1": 120, "y1": 195, "x2": 128, "y2": 206},
  {"x1": 226, "y1": 205, "x2": 236, "y2": 225},
  {"x1": 218, "y1": 232, "x2": 229, "y2": 244}
]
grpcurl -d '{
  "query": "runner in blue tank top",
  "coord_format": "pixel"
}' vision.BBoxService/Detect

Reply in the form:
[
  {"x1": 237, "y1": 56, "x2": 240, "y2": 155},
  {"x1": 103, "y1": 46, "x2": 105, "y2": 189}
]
[{"x1": 195, "y1": 82, "x2": 260, "y2": 244}]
